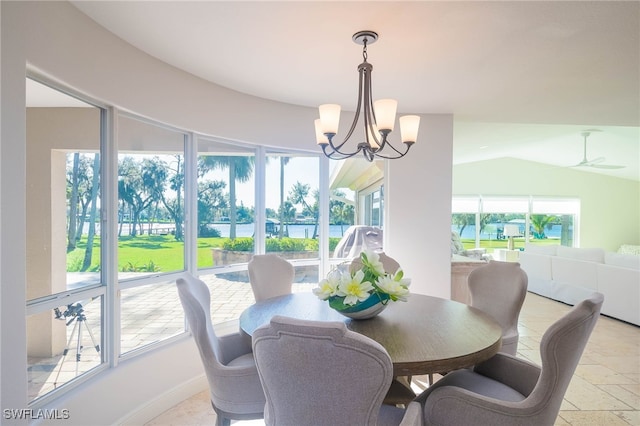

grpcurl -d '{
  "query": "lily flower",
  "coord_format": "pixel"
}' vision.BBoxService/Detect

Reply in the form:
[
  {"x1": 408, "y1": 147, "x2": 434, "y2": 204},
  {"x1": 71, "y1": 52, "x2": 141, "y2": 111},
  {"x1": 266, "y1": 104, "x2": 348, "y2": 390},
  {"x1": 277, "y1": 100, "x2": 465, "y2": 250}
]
[
  {"x1": 313, "y1": 269, "x2": 342, "y2": 300},
  {"x1": 362, "y1": 250, "x2": 385, "y2": 276},
  {"x1": 337, "y1": 270, "x2": 375, "y2": 305},
  {"x1": 376, "y1": 270, "x2": 411, "y2": 302}
]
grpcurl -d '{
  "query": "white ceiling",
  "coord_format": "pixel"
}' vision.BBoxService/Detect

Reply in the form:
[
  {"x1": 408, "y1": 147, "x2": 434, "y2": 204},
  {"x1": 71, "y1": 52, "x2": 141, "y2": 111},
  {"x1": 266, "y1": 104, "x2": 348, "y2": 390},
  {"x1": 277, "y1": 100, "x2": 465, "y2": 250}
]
[{"x1": 36, "y1": 1, "x2": 639, "y2": 180}]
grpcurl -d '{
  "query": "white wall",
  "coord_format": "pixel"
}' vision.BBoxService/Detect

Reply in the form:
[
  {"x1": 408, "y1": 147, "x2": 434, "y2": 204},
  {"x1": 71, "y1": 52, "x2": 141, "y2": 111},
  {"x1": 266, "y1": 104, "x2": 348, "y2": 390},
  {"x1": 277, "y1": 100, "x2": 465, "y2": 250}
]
[
  {"x1": 386, "y1": 115, "x2": 454, "y2": 298},
  {"x1": 1, "y1": 2, "x2": 454, "y2": 423},
  {"x1": 453, "y1": 157, "x2": 640, "y2": 251}
]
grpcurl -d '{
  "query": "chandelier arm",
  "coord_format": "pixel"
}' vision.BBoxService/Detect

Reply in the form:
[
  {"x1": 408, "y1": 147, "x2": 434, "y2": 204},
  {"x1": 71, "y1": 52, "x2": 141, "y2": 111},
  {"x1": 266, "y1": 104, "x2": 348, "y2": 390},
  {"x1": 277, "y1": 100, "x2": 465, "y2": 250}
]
[
  {"x1": 363, "y1": 65, "x2": 383, "y2": 152},
  {"x1": 321, "y1": 143, "x2": 363, "y2": 160},
  {"x1": 380, "y1": 135, "x2": 408, "y2": 156},
  {"x1": 366, "y1": 142, "x2": 413, "y2": 160},
  {"x1": 322, "y1": 62, "x2": 368, "y2": 157}
]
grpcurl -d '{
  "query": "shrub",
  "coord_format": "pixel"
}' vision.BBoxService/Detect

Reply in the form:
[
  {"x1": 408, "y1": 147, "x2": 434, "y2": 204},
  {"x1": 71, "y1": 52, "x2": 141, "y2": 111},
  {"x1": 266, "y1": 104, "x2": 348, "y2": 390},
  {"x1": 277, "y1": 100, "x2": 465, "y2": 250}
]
[
  {"x1": 329, "y1": 237, "x2": 341, "y2": 252},
  {"x1": 266, "y1": 238, "x2": 307, "y2": 252},
  {"x1": 121, "y1": 260, "x2": 161, "y2": 272},
  {"x1": 198, "y1": 224, "x2": 221, "y2": 238},
  {"x1": 222, "y1": 237, "x2": 254, "y2": 251}
]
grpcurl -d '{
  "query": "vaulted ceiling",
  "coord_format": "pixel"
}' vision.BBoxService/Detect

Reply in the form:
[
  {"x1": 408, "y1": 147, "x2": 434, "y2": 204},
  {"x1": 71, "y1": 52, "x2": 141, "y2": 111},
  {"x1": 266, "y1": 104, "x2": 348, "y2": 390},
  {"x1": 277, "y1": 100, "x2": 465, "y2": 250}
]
[{"x1": 48, "y1": 1, "x2": 639, "y2": 181}]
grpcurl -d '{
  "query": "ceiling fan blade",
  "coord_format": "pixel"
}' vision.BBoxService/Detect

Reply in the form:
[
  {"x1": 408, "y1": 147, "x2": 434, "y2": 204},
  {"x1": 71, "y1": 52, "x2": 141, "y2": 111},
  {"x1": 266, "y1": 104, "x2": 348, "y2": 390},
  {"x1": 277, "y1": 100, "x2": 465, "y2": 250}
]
[
  {"x1": 587, "y1": 156, "x2": 605, "y2": 164},
  {"x1": 588, "y1": 164, "x2": 626, "y2": 169},
  {"x1": 568, "y1": 131, "x2": 624, "y2": 170}
]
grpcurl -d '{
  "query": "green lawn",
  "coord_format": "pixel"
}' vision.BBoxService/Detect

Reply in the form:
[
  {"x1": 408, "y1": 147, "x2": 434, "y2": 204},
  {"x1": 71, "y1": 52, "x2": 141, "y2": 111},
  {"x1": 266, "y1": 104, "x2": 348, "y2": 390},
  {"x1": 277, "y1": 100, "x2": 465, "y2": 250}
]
[
  {"x1": 68, "y1": 235, "x2": 560, "y2": 273},
  {"x1": 67, "y1": 235, "x2": 226, "y2": 272},
  {"x1": 461, "y1": 237, "x2": 559, "y2": 252}
]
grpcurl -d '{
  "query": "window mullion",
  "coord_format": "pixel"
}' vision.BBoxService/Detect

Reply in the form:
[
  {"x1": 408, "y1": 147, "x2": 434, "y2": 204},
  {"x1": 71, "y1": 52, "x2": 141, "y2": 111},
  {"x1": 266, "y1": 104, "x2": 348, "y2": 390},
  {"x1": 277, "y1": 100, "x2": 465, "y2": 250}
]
[{"x1": 105, "y1": 107, "x2": 120, "y2": 367}]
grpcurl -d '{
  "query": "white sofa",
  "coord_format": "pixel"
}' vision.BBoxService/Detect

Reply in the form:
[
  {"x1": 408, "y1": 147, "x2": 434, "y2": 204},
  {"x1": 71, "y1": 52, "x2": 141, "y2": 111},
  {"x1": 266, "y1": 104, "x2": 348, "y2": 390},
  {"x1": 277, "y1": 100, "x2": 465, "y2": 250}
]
[{"x1": 519, "y1": 245, "x2": 640, "y2": 326}]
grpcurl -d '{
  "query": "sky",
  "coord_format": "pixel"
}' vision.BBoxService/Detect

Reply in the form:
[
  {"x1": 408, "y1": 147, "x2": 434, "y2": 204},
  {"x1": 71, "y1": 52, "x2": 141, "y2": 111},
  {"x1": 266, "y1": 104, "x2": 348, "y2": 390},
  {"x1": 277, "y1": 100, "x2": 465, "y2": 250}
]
[{"x1": 206, "y1": 156, "x2": 348, "y2": 211}]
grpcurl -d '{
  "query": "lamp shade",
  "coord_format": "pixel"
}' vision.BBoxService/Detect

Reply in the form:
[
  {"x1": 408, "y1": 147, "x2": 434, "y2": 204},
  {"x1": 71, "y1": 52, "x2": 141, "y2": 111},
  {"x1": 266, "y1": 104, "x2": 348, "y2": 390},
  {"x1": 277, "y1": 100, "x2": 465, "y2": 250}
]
[
  {"x1": 374, "y1": 99, "x2": 397, "y2": 132},
  {"x1": 314, "y1": 119, "x2": 328, "y2": 145},
  {"x1": 319, "y1": 104, "x2": 341, "y2": 135},
  {"x1": 399, "y1": 115, "x2": 420, "y2": 144},
  {"x1": 503, "y1": 224, "x2": 520, "y2": 237}
]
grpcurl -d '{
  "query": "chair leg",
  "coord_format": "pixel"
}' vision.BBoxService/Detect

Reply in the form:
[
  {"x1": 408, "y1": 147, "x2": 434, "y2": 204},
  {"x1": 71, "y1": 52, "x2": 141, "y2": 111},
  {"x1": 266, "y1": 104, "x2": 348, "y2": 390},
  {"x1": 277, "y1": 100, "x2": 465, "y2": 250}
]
[
  {"x1": 215, "y1": 415, "x2": 230, "y2": 426},
  {"x1": 212, "y1": 403, "x2": 231, "y2": 426}
]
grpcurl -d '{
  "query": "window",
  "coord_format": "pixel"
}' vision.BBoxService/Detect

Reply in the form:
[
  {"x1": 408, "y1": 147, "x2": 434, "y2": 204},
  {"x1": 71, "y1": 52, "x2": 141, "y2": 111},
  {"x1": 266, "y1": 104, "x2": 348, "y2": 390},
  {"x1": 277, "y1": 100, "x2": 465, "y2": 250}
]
[
  {"x1": 198, "y1": 138, "x2": 255, "y2": 271},
  {"x1": 26, "y1": 78, "x2": 105, "y2": 403},
  {"x1": 266, "y1": 152, "x2": 322, "y2": 283},
  {"x1": 117, "y1": 114, "x2": 187, "y2": 355},
  {"x1": 363, "y1": 187, "x2": 383, "y2": 227},
  {"x1": 452, "y1": 196, "x2": 580, "y2": 252},
  {"x1": 24, "y1": 77, "x2": 332, "y2": 405}
]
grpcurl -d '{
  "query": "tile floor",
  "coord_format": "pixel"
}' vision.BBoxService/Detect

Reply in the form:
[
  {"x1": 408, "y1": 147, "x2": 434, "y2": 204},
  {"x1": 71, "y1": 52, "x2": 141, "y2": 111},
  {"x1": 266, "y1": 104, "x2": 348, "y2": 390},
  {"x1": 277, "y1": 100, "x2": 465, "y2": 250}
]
[{"x1": 145, "y1": 291, "x2": 640, "y2": 426}]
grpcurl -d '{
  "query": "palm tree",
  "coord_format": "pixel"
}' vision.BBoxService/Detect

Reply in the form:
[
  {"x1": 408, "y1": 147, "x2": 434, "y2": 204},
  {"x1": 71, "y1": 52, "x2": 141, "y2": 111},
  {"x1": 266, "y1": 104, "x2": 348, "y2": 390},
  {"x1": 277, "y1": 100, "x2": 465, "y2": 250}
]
[
  {"x1": 81, "y1": 154, "x2": 100, "y2": 271},
  {"x1": 452, "y1": 213, "x2": 476, "y2": 238},
  {"x1": 530, "y1": 214, "x2": 555, "y2": 239},
  {"x1": 199, "y1": 155, "x2": 254, "y2": 239}
]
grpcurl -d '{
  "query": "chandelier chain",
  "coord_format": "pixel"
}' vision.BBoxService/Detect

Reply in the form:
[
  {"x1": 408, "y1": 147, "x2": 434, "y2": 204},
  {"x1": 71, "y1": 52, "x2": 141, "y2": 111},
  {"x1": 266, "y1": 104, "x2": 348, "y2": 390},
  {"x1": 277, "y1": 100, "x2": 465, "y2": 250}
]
[{"x1": 362, "y1": 37, "x2": 369, "y2": 62}]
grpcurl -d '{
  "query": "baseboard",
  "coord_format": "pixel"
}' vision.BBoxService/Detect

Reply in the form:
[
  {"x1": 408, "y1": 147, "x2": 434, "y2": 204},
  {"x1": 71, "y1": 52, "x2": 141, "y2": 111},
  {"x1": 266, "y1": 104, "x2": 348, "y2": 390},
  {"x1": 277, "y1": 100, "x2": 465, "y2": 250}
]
[{"x1": 116, "y1": 374, "x2": 208, "y2": 425}]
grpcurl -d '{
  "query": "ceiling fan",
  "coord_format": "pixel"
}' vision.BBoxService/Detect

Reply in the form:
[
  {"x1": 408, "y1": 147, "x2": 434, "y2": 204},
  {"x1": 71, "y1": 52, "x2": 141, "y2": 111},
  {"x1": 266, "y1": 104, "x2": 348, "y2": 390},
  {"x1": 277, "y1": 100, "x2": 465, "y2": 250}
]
[{"x1": 570, "y1": 131, "x2": 625, "y2": 169}]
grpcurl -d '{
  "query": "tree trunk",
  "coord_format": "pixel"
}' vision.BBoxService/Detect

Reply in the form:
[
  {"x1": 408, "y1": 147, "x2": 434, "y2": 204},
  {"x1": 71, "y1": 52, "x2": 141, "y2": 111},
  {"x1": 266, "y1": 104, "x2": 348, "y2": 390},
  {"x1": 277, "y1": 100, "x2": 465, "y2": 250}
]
[
  {"x1": 229, "y1": 162, "x2": 237, "y2": 239},
  {"x1": 82, "y1": 154, "x2": 100, "y2": 271},
  {"x1": 67, "y1": 153, "x2": 80, "y2": 250}
]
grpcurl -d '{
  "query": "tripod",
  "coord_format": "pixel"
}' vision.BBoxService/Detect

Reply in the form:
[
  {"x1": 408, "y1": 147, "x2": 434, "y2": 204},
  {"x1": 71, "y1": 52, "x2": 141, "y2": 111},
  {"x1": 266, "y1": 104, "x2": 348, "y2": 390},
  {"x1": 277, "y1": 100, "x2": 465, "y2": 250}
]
[{"x1": 53, "y1": 302, "x2": 100, "y2": 387}]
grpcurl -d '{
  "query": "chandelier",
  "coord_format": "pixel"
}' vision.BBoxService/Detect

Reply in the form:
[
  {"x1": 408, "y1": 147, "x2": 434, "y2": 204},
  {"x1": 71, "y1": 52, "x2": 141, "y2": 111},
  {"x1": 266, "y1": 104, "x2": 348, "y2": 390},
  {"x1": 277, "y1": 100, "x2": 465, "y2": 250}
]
[{"x1": 314, "y1": 31, "x2": 420, "y2": 162}]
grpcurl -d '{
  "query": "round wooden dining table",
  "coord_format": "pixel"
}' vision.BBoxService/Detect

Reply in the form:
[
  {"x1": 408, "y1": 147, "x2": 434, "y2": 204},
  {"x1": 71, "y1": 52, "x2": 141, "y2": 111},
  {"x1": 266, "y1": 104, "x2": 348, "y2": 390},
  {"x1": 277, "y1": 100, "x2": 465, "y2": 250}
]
[{"x1": 239, "y1": 292, "x2": 502, "y2": 377}]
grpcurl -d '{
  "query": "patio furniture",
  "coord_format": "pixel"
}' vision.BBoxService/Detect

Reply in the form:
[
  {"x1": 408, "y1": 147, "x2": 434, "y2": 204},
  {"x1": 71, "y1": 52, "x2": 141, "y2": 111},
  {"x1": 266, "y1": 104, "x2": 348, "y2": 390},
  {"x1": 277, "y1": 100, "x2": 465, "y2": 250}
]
[
  {"x1": 416, "y1": 292, "x2": 604, "y2": 425},
  {"x1": 252, "y1": 315, "x2": 423, "y2": 426},
  {"x1": 248, "y1": 254, "x2": 294, "y2": 302},
  {"x1": 333, "y1": 225, "x2": 384, "y2": 259},
  {"x1": 467, "y1": 260, "x2": 528, "y2": 355},
  {"x1": 176, "y1": 273, "x2": 265, "y2": 426}
]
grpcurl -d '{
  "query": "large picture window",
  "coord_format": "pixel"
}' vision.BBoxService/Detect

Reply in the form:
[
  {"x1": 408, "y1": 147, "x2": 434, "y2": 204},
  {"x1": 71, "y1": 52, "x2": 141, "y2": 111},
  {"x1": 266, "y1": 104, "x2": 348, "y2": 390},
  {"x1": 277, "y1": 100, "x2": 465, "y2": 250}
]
[
  {"x1": 117, "y1": 114, "x2": 187, "y2": 355},
  {"x1": 452, "y1": 196, "x2": 579, "y2": 253},
  {"x1": 24, "y1": 78, "x2": 330, "y2": 406},
  {"x1": 26, "y1": 78, "x2": 105, "y2": 403}
]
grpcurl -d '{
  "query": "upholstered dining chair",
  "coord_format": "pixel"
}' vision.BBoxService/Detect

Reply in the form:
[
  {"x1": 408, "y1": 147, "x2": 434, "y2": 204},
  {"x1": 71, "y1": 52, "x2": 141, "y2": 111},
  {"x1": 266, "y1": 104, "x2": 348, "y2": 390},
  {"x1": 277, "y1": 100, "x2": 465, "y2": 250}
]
[
  {"x1": 176, "y1": 273, "x2": 265, "y2": 426},
  {"x1": 252, "y1": 315, "x2": 423, "y2": 426},
  {"x1": 416, "y1": 292, "x2": 604, "y2": 426},
  {"x1": 248, "y1": 253, "x2": 295, "y2": 302},
  {"x1": 467, "y1": 260, "x2": 528, "y2": 355}
]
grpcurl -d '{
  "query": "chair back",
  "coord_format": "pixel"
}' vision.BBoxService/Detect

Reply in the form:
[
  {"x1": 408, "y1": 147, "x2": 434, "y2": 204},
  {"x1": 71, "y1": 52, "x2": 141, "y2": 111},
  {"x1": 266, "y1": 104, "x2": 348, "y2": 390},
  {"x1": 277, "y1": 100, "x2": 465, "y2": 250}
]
[
  {"x1": 468, "y1": 260, "x2": 528, "y2": 355},
  {"x1": 349, "y1": 251, "x2": 401, "y2": 275},
  {"x1": 527, "y1": 292, "x2": 604, "y2": 424},
  {"x1": 248, "y1": 254, "x2": 294, "y2": 301},
  {"x1": 252, "y1": 315, "x2": 394, "y2": 426},
  {"x1": 176, "y1": 274, "x2": 265, "y2": 420}
]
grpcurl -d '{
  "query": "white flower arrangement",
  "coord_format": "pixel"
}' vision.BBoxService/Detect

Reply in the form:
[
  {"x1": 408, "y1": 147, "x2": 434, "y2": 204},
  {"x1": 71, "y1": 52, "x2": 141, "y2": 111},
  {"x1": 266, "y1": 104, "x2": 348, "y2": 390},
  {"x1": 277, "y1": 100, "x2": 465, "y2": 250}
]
[{"x1": 313, "y1": 250, "x2": 410, "y2": 312}]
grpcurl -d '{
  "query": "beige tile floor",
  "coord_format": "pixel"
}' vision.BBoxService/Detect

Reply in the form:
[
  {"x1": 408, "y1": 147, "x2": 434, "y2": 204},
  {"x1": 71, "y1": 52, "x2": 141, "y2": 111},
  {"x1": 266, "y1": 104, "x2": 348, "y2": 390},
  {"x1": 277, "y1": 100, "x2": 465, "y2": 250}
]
[{"x1": 146, "y1": 292, "x2": 640, "y2": 426}]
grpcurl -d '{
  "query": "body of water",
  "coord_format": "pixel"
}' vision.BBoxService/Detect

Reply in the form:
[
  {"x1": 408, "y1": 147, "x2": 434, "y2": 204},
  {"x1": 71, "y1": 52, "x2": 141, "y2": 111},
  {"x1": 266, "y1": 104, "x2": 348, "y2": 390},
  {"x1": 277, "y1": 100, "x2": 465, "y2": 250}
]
[
  {"x1": 214, "y1": 223, "x2": 349, "y2": 239},
  {"x1": 92, "y1": 222, "x2": 350, "y2": 239},
  {"x1": 452, "y1": 224, "x2": 564, "y2": 240}
]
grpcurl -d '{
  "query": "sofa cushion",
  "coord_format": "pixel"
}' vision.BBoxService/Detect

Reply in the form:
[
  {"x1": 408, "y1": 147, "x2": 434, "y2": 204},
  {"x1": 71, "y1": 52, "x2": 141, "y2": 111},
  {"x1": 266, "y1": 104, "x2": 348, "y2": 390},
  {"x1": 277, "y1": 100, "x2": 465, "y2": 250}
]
[
  {"x1": 605, "y1": 252, "x2": 640, "y2": 270},
  {"x1": 524, "y1": 244, "x2": 558, "y2": 256},
  {"x1": 551, "y1": 256, "x2": 599, "y2": 291},
  {"x1": 519, "y1": 252, "x2": 553, "y2": 281},
  {"x1": 597, "y1": 264, "x2": 640, "y2": 325},
  {"x1": 556, "y1": 246, "x2": 605, "y2": 263}
]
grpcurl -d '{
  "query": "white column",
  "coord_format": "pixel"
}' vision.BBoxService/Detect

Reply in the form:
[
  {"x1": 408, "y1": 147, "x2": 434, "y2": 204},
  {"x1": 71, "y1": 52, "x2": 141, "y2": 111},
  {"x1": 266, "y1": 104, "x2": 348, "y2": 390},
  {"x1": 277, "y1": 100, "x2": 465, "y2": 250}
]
[{"x1": 385, "y1": 114, "x2": 454, "y2": 298}]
